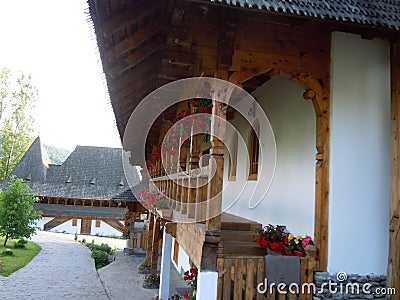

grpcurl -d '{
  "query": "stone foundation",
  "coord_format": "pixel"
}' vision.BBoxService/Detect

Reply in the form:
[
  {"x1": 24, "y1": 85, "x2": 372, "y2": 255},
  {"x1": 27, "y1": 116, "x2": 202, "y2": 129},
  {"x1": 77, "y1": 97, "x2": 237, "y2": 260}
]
[{"x1": 313, "y1": 272, "x2": 387, "y2": 299}]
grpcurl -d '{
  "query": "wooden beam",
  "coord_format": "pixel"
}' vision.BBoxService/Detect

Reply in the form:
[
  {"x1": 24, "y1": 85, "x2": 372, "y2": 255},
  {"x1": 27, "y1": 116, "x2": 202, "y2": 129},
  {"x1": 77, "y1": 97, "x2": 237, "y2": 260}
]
[
  {"x1": 388, "y1": 41, "x2": 400, "y2": 296},
  {"x1": 101, "y1": 0, "x2": 161, "y2": 39},
  {"x1": 110, "y1": 51, "x2": 163, "y2": 93},
  {"x1": 106, "y1": 18, "x2": 166, "y2": 60},
  {"x1": 43, "y1": 217, "x2": 72, "y2": 231},
  {"x1": 108, "y1": 36, "x2": 165, "y2": 78}
]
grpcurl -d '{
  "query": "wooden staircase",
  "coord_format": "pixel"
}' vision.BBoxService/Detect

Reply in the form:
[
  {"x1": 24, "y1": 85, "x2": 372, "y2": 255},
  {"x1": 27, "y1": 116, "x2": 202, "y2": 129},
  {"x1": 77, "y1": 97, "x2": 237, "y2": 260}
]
[{"x1": 220, "y1": 213, "x2": 265, "y2": 256}]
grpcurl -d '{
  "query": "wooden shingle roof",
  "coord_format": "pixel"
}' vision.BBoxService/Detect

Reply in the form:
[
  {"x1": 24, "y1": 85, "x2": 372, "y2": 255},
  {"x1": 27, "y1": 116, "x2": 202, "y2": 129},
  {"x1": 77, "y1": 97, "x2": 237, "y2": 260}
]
[
  {"x1": 208, "y1": 0, "x2": 400, "y2": 30},
  {"x1": 6, "y1": 137, "x2": 140, "y2": 202}
]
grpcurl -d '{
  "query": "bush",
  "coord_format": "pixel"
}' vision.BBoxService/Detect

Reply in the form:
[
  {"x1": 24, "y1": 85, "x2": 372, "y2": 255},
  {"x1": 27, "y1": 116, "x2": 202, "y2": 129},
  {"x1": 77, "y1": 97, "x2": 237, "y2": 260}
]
[
  {"x1": 0, "y1": 248, "x2": 13, "y2": 256},
  {"x1": 91, "y1": 250, "x2": 109, "y2": 269},
  {"x1": 86, "y1": 242, "x2": 112, "y2": 254},
  {"x1": 14, "y1": 240, "x2": 26, "y2": 249}
]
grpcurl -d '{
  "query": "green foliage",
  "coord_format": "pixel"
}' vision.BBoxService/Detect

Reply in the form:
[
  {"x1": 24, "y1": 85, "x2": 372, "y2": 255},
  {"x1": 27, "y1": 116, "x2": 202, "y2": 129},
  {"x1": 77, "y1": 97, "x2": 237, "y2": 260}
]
[
  {"x1": 91, "y1": 249, "x2": 109, "y2": 269},
  {"x1": 45, "y1": 145, "x2": 71, "y2": 165},
  {"x1": 14, "y1": 239, "x2": 27, "y2": 249},
  {"x1": 85, "y1": 242, "x2": 112, "y2": 254},
  {"x1": 0, "y1": 67, "x2": 37, "y2": 180},
  {"x1": 0, "y1": 177, "x2": 42, "y2": 246},
  {"x1": 0, "y1": 237, "x2": 41, "y2": 276},
  {"x1": 0, "y1": 248, "x2": 13, "y2": 256}
]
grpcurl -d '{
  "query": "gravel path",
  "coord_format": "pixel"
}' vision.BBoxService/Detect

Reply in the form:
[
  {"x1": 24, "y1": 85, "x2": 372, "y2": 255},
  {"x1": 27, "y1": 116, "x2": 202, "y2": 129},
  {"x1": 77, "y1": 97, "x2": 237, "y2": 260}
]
[{"x1": 0, "y1": 231, "x2": 109, "y2": 300}]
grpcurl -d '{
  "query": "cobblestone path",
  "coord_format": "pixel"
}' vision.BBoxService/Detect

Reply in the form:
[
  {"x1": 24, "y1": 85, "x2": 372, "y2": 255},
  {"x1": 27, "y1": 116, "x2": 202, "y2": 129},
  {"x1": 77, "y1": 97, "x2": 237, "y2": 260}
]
[{"x1": 0, "y1": 231, "x2": 109, "y2": 300}]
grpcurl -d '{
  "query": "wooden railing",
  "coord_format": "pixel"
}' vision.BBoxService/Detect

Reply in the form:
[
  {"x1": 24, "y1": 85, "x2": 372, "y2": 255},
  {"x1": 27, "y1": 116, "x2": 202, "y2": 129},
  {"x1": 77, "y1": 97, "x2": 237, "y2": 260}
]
[
  {"x1": 150, "y1": 166, "x2": 210, "y2": 223},
  {"x1": 217, "y1": 255, "x2": 318, "y2": 300}
]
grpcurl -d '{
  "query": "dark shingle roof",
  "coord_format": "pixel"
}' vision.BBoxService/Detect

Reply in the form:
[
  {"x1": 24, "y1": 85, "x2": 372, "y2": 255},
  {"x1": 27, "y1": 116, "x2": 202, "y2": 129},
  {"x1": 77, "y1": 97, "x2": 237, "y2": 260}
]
[
  {"x1": 6, "y1": 137, "x2": 140, "y2": 202},
  {"x1": 209, "y1": 0, "x2": 400, "y2": 30}
]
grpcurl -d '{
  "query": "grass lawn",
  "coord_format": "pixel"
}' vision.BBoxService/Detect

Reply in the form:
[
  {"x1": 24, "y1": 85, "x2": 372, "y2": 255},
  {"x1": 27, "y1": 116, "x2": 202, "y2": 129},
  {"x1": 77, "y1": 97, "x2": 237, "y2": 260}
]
[{"x1": 0, "y1": 238, "x2": 41, "y2": 277}]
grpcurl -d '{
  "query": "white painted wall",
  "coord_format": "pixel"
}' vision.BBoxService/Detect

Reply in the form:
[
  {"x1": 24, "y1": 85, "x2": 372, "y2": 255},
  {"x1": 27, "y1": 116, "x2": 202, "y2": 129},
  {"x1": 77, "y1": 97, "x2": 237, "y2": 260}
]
[
  {"x1": 35, "y1": 217, "x2": 122, "y2": 237},
  {"x1": 171, "y1": 237, "x2": 191, "y2": 274},
  {"x1": 223, "y1": 76, "x2": 316, "y2": 236},
  {"x1": 329, "y1": 32, "x2": 390, "y2": 275}
]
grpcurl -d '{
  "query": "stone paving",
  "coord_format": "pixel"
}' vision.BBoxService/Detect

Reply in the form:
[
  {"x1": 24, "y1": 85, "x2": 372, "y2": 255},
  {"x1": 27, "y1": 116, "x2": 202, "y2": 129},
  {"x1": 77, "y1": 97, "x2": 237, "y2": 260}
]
[
  {"x1": 99, "y1": 250, "x2": 191, "y2": 300},
  {"x1": 0, "y1": 231, "x2": 190, "y2": 300},
  {"x1": 0, "y1": 231, "x2": 109, "y2": 300}
]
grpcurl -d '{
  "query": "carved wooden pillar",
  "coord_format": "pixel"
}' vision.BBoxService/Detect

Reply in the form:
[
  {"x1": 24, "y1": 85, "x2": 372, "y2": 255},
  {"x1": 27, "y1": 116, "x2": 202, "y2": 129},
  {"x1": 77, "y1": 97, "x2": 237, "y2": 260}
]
[
  {"x1": 151, "y1": 216, "x2": 161, "y2": 276},
  {"x1": 129, "y1": 212, "x2": 136, "y2": 248},
  {"x1": 145, "y1": 213, "x2": 154, "y2": 266},
  {"x1": 389, "y1": 42, "x2": 400, "y2": 295},
  {"x1": 206, "y1": 73, "x2": 231, "y2": 231}
]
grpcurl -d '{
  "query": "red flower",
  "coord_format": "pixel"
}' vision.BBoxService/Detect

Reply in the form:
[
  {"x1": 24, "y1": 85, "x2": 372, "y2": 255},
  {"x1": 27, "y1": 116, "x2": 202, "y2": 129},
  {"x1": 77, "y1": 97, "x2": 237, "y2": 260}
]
[
  {"x1": 184, "y1": 292, "x2": 189, "y2": 299},
  {"x1": 269, "y1": 242, "x2": 284, "y2": 252}
]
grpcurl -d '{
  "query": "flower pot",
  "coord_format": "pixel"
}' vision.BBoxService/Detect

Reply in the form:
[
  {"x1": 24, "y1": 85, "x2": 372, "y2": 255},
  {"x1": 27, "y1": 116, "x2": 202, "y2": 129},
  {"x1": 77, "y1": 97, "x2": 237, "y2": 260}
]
[
  {"x1": 293, "y1": 250, "x2": 305, "y2": 257},
  {"x1": 284, "y1": 247, "x2": 295, "y2": 256},
  {"x1": 266, "y1": 248, "x2": 282, "y2": 256}
]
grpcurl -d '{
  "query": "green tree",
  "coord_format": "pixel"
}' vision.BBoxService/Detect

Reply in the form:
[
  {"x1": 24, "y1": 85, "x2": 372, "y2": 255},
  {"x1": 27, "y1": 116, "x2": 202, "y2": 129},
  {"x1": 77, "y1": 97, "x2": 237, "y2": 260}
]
[
  {"x1": 0, "y1": 177, "x2": 41, "y2": 246},
  {"x1": 0, "y1": 67, "x2": 37, "y2": 180}
]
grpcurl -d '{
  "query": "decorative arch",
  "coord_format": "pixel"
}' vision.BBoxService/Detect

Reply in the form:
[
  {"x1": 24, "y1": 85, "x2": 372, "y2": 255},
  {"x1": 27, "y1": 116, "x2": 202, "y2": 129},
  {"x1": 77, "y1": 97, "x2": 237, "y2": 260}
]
[{"x1": 228, "y1": 67, "x2": 330, "y2": 271}]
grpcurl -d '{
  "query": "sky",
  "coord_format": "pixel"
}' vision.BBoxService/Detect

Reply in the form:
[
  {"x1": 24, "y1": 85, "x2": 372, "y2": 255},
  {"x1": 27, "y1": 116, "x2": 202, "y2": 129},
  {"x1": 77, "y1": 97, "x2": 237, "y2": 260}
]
[{"x1": 0, "y1": 0, "x2": 122, "y2": 150}]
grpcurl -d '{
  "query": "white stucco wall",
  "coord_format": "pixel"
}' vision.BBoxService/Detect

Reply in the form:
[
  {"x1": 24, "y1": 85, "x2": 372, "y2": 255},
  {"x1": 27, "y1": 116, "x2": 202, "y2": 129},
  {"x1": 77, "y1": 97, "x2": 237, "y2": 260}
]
[
  {"x1": 223, "y1": 75, "x2": 316, "y2": 236},
  {"x1": 329, "y1": 32, "x2": 390, "y2": 275},
  {"x1": 171, "y1": 237, "x2": 191, "y2": 274},
  {"x1": 35, "y1": 217, "x2": 122, "y2": 237}
]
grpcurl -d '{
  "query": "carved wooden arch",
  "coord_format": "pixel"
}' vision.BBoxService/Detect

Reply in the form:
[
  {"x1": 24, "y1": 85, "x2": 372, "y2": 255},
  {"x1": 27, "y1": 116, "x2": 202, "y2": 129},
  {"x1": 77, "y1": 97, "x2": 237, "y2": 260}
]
[{"x1": 228, "y1": 68, "x2": 330, "y2": 271}]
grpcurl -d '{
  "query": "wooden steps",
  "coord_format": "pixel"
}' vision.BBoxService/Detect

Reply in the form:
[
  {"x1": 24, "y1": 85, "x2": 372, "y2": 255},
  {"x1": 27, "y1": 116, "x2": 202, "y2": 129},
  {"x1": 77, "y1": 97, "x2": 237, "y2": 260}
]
[
  {"x1": 220, "y1": 213, "x2": 264, "y2": 256},
  {"x1": 221, "y1": 241, "x2": 266, "y2": 255}
]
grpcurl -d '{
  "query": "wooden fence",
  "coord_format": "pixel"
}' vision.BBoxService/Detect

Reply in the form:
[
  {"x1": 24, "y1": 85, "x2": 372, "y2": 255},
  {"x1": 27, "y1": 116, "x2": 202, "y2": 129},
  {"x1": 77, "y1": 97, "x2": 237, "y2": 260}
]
[{"x1": 217, "y1": 255, "x2": 317, "y2": 300}]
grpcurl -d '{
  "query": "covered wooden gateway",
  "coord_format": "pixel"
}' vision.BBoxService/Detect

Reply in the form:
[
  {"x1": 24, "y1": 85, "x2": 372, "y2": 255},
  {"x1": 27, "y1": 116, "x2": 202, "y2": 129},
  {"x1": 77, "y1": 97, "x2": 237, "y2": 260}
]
[
  {"x1": 4, "y1": 136, "x2": 147, "y2": 241},
  {"x1": 88, "y1": 1, "x2": 400, "y2": 299}
]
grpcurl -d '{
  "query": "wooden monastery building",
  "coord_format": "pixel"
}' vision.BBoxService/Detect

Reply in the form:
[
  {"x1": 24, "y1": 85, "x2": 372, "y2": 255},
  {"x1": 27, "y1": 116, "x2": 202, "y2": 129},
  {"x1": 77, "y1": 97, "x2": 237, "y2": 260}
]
[
  {"x1": 5, "y1": 137, "x2": 146, "y2": 238},
  {"x1": 87, "y1": 0, "x2": 400, "y2": 299}
]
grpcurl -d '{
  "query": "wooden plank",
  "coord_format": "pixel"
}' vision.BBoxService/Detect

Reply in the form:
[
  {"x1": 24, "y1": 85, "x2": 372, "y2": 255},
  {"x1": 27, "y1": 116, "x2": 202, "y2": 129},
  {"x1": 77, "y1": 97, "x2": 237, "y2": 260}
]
[
  {"x1": 217, "y1": 258, "x2": 224, "y2": 300},
  {"x1": 106, "y1": 17, "x2": 165, "y2": 59},
  {"x1": 233, "y1": 258, "x2": 244, "y2": 300},
  {"x1": 109, "y1": 36, "x2": 165, "y2": 77},
  {"x1": 299, "y1": 258, "x2": 308, "y2": 300},
  {"x1": 245, "y1": 258, "x2": 255, "y2": 300},
  {"x1": 256, "y1": 257, "x2": 265, "y2": 300},
  {"x1": 222, "y1": 259, "x2": 232, "y2": 300},
  {"x1": 102, "y1": 0, "x2": 161, "y2": 38}
]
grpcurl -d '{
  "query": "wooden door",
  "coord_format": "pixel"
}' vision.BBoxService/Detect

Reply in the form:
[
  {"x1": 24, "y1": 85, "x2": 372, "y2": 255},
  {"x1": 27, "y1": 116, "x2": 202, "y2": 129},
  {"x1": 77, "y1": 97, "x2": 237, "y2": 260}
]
[{"x1": 80, "y1": 218, "x2": 92, "y2": 235}]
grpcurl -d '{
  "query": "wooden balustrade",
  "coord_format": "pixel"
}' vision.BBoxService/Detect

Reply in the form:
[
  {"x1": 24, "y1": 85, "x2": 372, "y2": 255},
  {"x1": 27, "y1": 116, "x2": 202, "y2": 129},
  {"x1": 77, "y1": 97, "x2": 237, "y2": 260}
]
[
  {"x1": 149, "y1": 165, "x2": 210, "y2": 223},
  {"x1": 217, "y1": 255, "x2": 318, "y2": 300}
]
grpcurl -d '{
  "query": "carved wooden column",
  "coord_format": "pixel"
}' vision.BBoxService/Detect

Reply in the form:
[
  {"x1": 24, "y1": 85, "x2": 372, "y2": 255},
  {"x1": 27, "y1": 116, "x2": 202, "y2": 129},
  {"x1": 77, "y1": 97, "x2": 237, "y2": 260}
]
[
  {"x1": 389, "y1": 42, "x2": 400, "y2": 296},
  {"x1": 151, "y1": 216, "x2": 161, "y2": 276},
  {"x1": 145, "y1": 213, "x2": 154, "y2": 266},
  {"x1": 206, "y1": 73, "x2": 231, "y2": 231}
]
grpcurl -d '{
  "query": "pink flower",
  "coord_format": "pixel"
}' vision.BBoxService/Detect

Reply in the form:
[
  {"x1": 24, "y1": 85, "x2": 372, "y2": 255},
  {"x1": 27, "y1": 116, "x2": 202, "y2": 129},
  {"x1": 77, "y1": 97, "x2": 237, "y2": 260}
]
[{"x1": 302, "y1": 235, "x2": 312, "y2": 248}]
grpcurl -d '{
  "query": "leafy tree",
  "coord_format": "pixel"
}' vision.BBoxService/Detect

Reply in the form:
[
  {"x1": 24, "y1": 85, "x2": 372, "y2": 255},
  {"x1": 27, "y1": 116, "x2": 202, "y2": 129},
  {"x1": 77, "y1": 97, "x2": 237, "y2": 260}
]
[
  {"x1": 45, "y1": 145, "x2": 71, "y2": 165},
  {"x1": 0, "y1": 177, "x2": 42, "y2": 246},
  {"x1": 0, "y1": 67, "x2": 37, "y2": 180}
]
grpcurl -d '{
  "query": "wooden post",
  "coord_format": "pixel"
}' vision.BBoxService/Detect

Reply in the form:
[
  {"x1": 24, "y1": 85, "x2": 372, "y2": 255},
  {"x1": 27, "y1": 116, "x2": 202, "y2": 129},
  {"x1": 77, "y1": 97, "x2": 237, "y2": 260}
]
[
  {"x1": 145, "y1": 213, "x2": 154, "y2": 266},
  {"x1": 188, "y1": 134, "x2": 202, "y2": 219},
  {"x1": 206, "y1": 72, "x2": 231, "y2": 230},
  {"x1": 388, "y1": 42, "x2": 400, "y2": 296},
  {"x1": 151, "y1": 216, "x2": 161, "y2": 276}
]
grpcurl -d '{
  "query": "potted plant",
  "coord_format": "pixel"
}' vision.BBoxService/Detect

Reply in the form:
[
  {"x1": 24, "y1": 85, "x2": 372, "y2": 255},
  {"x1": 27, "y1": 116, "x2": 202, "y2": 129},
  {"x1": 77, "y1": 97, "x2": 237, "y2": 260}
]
[
  {"x1": 256, "y1": 224, "x2": 313, "y2": 257},
  {"x1": 143, "y1": 273, "x2": 160, "y2": 289},
  {"x1": 183, "y1": 267, "x2": 197, "y2": 300}
]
